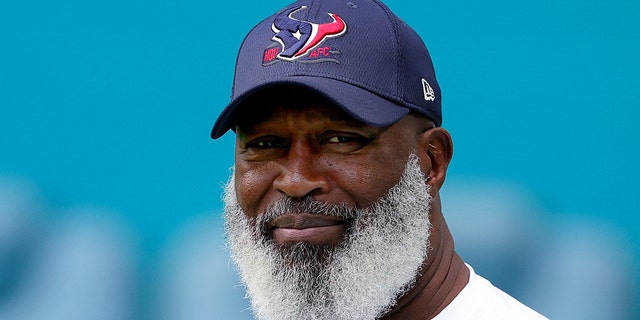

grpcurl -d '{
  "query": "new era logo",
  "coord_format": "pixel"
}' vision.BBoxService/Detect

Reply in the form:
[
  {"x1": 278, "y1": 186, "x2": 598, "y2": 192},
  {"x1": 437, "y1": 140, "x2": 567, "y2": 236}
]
[{"x1": 422, "y1": 78, "x2": 435, "y2": 102}]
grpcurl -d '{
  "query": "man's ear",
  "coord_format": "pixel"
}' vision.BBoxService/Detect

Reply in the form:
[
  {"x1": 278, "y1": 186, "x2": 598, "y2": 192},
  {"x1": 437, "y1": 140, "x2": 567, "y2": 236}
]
[{"x1": 418, "y1": 128, "x2": 453, "y2": 190}]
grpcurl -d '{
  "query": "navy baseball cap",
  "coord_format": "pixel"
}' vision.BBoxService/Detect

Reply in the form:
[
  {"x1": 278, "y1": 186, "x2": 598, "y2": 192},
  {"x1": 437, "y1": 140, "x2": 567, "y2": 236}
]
[{"x1": 211, "y1": 0, "x2": 441, "y2": 139}]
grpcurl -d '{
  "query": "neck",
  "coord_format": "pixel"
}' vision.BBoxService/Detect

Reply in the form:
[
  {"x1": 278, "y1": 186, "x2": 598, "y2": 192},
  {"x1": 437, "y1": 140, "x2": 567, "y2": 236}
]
[{"x1": 381, "y1": 195, "x2": 469, "y2": 320}]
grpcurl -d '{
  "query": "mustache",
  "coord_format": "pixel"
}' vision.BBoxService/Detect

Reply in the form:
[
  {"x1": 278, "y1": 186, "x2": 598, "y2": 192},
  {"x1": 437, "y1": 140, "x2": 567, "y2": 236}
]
[{"x1": 254, "y1": 197, "x2": 361, "y2": 233}]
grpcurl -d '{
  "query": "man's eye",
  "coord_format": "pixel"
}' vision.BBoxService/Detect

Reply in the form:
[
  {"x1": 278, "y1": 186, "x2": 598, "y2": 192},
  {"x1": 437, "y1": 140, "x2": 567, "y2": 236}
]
[
  {"x1": 326, "y1": 135, "x2": 360, "y2": 143},
  {"x1": 322, "y1": 133, "x2": 371, "y2": 153},
  {"x1": 246, "y1": 137, "x2": 286, "y2": 149}
]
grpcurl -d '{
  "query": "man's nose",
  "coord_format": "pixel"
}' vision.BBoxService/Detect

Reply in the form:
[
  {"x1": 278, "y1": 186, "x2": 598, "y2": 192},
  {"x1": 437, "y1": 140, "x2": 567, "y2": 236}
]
[{"x1": 273, "y1": 142, "x2": 330, "y2": 198}]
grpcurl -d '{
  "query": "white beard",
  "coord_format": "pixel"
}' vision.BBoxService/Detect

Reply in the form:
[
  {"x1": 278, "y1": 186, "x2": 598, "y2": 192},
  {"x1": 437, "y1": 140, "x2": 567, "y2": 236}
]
[{"x1": 224, "y1": 154, "x2": 432, "y2": 320}]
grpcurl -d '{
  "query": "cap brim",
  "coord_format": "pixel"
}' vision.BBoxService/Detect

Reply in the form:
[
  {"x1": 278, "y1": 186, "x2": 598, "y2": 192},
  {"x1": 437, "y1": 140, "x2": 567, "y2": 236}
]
[{"x1": 210, "y1": 76, "x2": 410, "y2": 139}]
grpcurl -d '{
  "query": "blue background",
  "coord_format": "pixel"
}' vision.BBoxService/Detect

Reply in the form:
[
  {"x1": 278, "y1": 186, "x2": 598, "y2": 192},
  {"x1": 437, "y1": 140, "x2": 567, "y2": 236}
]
[{"x1": 1, "y1": 0, "x2": 639, "y2": 318}]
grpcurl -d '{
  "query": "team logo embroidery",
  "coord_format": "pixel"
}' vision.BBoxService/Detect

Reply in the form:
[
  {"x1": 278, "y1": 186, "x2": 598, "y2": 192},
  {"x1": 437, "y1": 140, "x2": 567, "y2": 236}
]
[
  {"x1": 263, "y1": 6, "x2": 347, "y2": 65},
  {"x1": 422, "y1": 78, "x2": 436, "y2": 102}
]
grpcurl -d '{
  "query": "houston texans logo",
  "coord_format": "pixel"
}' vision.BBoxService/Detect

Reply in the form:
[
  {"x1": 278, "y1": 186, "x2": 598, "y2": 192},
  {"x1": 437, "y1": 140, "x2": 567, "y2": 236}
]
[{"x1": 269, "y1": 6, "x2": 347, "y2": 61}]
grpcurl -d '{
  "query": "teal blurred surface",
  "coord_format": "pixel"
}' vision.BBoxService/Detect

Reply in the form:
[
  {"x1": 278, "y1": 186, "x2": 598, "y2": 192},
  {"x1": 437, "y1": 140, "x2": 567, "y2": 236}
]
[{"x1": 1, "y1": 0, "x2": 638, "y2": 319}]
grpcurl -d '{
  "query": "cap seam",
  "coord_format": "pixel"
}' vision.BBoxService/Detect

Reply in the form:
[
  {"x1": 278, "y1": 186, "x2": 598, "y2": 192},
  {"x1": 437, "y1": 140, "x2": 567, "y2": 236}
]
[{"x1": 370, "y1": 0, "x2": 403, "y2": 100}]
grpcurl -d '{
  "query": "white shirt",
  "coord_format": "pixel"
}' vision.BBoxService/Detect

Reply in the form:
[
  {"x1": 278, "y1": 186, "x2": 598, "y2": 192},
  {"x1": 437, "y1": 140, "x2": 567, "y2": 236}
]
[{"x1": 433, "y1": 264, "x2": 548, "y2": 320}]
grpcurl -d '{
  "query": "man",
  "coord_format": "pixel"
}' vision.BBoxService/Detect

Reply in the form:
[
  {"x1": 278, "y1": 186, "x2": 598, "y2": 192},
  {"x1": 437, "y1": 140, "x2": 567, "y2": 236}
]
[{"x1": 211, "y1": 0, "x2": 548, "y2": 319}]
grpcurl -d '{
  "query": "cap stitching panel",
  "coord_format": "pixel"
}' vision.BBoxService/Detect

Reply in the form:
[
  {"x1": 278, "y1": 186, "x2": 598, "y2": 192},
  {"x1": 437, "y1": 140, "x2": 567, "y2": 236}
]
[
  {"x1": 369, "y1": 0, "x2": 403, "y2": 101},
  {"x1": 288, "y1": 0, "x2": 399, "y2": 102}
]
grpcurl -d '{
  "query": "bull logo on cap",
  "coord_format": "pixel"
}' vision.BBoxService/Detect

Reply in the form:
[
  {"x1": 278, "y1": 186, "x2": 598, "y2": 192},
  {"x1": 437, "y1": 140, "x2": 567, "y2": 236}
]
[{"x1": 263, "y1": 6, "x2": 347, "y2": 64}]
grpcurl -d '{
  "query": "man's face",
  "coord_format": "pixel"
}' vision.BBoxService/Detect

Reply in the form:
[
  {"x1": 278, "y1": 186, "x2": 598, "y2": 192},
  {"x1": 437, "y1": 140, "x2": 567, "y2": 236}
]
[
  {"x1": 233, "y1": 99, "x2": 425, "y2": 244},
  {"x1": 224, "y1": 91, "x2": 437, "y2": 319}
]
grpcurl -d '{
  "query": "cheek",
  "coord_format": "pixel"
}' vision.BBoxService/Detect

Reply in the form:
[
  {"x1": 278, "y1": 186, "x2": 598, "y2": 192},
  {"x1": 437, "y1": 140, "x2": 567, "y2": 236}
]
[
  {"x1": 325, "y1": 155, "x2": 407, "y2": 208},
  {"x1": 234, "y1": 164, "x2": 277, "y2": 218}
]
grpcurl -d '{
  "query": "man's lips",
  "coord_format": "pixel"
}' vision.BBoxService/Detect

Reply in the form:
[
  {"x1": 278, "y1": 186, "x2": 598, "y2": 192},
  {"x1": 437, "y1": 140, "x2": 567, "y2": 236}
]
[{"x1": 268, "y1": 213, "x2": 349, "y2": 245}]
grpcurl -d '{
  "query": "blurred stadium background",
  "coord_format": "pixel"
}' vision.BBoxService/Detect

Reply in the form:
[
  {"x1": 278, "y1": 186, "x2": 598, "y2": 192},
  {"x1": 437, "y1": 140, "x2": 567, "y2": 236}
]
[{"x1": 1, "y1": 0, "x2": 638, "y2": 319}]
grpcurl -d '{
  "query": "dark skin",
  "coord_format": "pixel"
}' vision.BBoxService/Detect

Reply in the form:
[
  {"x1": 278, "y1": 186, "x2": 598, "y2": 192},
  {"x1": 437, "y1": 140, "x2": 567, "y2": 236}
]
[{"x1": 233, "y1": 87, "x2": 469, "y2": 319}]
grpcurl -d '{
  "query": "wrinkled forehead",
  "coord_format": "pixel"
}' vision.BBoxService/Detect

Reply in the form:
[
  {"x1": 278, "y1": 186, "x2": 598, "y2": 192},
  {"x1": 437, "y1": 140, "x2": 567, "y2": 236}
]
[{"x1": 233, "y1": 85, "x2": 368, "y2": 132}]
